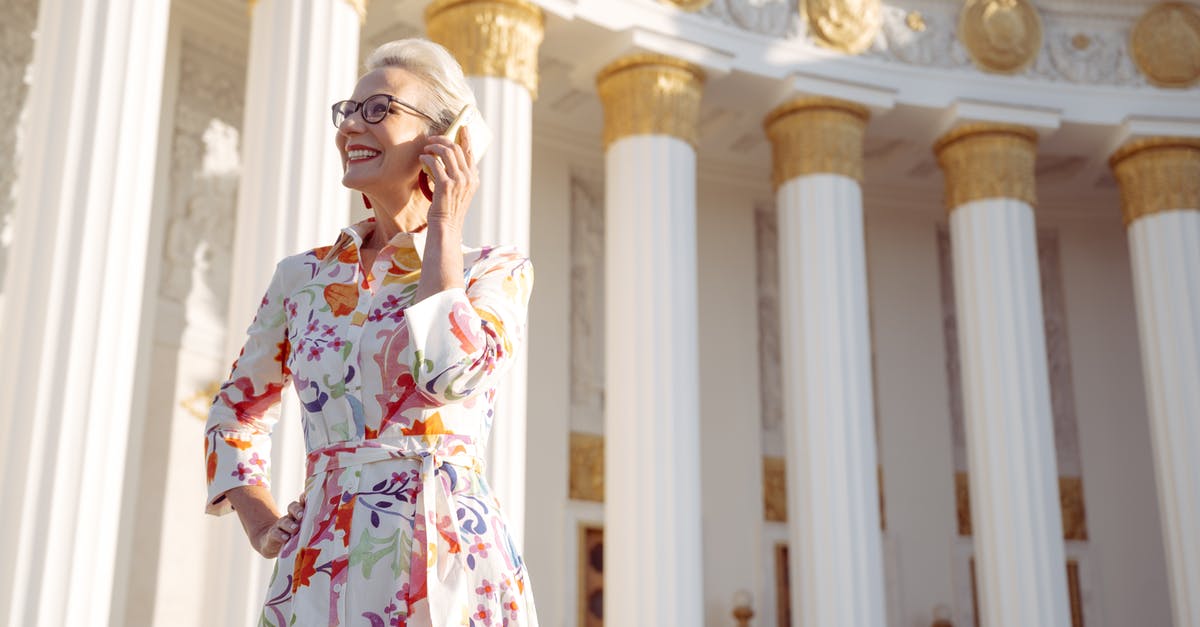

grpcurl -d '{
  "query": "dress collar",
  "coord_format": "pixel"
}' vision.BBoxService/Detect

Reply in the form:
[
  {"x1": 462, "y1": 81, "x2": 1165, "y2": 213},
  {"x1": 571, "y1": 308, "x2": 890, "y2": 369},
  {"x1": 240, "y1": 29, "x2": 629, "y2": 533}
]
[{"x1": 333, "y1": 216, "x2": 428, "y2": 262}]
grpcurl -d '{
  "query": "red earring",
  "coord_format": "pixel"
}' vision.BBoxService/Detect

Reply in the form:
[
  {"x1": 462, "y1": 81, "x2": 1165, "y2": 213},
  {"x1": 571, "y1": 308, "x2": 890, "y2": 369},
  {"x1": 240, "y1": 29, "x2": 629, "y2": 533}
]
[{"x1": 362, "y1": 193, "x2": 372, "y2": 209}]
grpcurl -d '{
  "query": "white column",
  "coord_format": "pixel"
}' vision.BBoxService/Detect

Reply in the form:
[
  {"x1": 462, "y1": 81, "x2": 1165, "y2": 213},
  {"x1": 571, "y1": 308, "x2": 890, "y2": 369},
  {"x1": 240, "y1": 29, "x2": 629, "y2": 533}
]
[
  {"x1": 597, "y1": 54, "x2": 705, "y2": 627},
  {"x1": 763, "y1": 98, "x2": 887, "y2": 627},
  {"x1": 0, "y1": 0, "x2": 171, "y2": 625},
  {"x1": 425, "y1": 0, "x2": 544, "y2": 550},
  {"x1": 211, "y1": 1, "x2": 360, "y2": 624},
  {"x1": 935, "y1": 124, "x2": 1070, "y2": 627},
  {"x1": 1111, "y1": 137, "x2": 1200, "y2": 627}
]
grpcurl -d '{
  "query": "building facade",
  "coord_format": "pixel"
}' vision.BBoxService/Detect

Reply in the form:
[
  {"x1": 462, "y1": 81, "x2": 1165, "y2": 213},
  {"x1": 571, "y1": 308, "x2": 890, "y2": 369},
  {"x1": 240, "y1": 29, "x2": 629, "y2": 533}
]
[{"x1": 1, "y1": 0, "x2": 1198, "y2": 626}]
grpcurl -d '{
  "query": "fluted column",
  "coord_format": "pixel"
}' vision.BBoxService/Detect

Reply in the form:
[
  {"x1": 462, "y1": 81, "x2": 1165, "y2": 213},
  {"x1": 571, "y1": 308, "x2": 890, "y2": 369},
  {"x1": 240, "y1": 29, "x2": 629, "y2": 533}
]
[
  {"x1": 597, "y1": 54, "x2": 705, "y2": 627},
  {"x1": 213, "y1": 1, "x2": 360, "y2": 624},
  {"x1": 425, "y1": 0, "x2": 543, "y2": 551},
  {"x1": 0, "y1": 1, "x2": 171, "y2": 625},
  {"x1": 1110, "y1": 137, "x2": 1200, "y2": 627},
  {"x1": 763, "y1": 97, "x2": 886, "y2": 627},
  {"x1": 934, "y1": 124, "x2": 1070, "y2": 627}
]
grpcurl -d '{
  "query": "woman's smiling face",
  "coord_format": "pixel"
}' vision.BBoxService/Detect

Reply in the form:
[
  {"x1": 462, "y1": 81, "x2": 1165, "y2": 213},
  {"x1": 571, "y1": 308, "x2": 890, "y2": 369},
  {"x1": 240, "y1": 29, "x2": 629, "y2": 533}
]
[{"x1": 335, "y1": 67, "x2": 434, "y2": 201}]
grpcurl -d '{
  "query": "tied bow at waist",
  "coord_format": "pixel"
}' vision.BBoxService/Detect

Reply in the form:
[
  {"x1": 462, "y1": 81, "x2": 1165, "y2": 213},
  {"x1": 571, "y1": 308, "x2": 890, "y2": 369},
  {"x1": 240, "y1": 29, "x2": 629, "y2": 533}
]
[{"x1": 306, "y1": 434, "x2": 484, "y2": 627}]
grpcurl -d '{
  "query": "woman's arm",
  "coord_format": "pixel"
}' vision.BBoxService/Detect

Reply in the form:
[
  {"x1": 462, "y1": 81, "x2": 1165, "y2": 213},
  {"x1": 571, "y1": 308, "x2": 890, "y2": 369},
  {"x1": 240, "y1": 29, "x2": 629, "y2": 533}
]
[{"x1": 225, "y1": 485, "x2": 304, "y2": 559}]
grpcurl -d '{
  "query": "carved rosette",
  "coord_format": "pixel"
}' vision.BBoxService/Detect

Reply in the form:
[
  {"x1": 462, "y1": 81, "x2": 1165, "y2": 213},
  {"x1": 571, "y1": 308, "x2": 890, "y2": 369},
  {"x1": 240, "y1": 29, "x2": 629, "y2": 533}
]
[
  {"x1": 595, "y1": 53, "x2": 705, "y2": 149},
  {"x1": 1110, "y1": 137, "x2": 1200, "y2": 226},
  {"x1": 934, "y1": 123, "x2": 1038, "y2": 210},
  {"x1": 1130, "y1": 2, "x2": 1200, "y2": 88},
  {"x1": 958, "y1": 0, "x2": 1043, "y2": 74},
  {"x1": 425, "y1": 0, "x2": 545, "y2": 98},
  {"x1": 804, "y1": 0, "x2": 883, "y2": 55},
  {"x1": 763, "y1": 96, "x2": 869, "y2": 188}
]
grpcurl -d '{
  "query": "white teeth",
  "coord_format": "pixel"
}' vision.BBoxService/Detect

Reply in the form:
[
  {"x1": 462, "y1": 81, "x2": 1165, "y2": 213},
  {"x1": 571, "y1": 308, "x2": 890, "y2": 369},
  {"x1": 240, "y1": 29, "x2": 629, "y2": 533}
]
[{"x1": 348, "y1": 149, "x2": 379, "y2": 160}]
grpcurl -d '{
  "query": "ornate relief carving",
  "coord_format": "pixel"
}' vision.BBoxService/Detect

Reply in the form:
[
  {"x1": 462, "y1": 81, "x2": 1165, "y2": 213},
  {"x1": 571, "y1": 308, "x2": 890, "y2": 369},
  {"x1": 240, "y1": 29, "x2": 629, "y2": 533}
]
[
  {"x1": 569, "y1": 172, "x2": 606, "y2": 435},
  {"x1": 868, "y1": 4, "x2": 972, "y2": 68},
  {"x1": 1130, "y1": 2, "x2": 1200, "y2": 88},
  {"x1": 595, "y1": 54, "x2": 705, "y2": 148},
  {"x1": 158, "y1": 38, "x2": 246, "y2": 324},
  {"x1": 934, "y1": 123, "x2": 1038, "y2": 210},
  {"x1": 698, "y1": 0, "x2": 799, "y2": 39},
  {"x1": 804, "y1": 0, "x2": 882, "y2": 55},
  {"x1": 425, "y1": 0, "x2": 545, "y2": 97},
  {"x1": 569, "y1": 432, "x2": 605, "y2": 502},
  {"x1": 754, "y1": 204, "x2": 785, "y2": 457},
  {"x1": 958, "y1": 0, "x2": 1043, "y2": 74},
  {"x1": 1110, "y1": 137, "x2": 1200, "y2": 225},
  {"x1": 763, "y1": 96, "x2": 870, "y2": 186},
  {"x1": 0, "y1": 0, "x2": 37, "y2": 299}
]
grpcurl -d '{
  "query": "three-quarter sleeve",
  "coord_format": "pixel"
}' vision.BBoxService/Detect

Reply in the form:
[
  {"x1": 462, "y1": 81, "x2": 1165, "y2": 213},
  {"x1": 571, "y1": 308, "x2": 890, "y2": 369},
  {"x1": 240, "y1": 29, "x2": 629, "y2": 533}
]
[
  {"x1": 204, "y1": 260, "x2": 293, "y2": 516},
  {"x1": 401, "y1": 247, "x2": 533, "y2": 406}
]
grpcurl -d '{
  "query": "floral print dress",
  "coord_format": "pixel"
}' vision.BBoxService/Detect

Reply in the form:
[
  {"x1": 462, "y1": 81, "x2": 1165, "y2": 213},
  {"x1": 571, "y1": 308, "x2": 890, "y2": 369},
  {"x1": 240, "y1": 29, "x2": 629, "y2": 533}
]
[{"x1": 204, "y1": 217, "x2": 538, "y2": 627}]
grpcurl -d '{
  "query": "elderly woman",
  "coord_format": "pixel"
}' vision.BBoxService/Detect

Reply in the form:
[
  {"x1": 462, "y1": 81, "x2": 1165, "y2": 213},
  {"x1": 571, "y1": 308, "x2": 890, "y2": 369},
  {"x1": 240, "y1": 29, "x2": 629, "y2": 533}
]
[{"x1": 203, "y1": 39, "x2": 538, "y2": 627}]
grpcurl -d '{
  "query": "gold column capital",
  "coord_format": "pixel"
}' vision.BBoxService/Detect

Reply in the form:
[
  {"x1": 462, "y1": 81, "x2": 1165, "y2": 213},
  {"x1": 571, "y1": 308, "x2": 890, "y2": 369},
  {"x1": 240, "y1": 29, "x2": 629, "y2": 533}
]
[
  {"x1": 934, "y1": 123, "x2": 1038, "y2": 211},
  {"x1": 1109, "y1": 137, "x2": 1200, "y2": 225},
  {"x1": 425, "y1": 0, "x2": 545, "y2": 98},
  {"x1": 595, "y1": 53, "x2": 706, "y2": 149},
  {"x1": 763, "y1": 96, "x2": 870, "y2": 188}
]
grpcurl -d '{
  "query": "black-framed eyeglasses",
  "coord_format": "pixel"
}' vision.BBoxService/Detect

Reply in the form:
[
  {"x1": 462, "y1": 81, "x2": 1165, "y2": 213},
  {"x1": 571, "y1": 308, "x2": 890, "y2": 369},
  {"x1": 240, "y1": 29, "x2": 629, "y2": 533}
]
[{"x1": 331, "y1": 94, "x2": 436, "y2": 128}]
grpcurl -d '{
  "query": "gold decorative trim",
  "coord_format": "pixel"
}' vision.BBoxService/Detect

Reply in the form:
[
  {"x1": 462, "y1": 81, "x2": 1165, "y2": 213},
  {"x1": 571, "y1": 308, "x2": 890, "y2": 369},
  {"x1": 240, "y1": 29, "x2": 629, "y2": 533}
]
[
  {"x1": 763, "y1": 456, "x2": 787, "y2": 522},
  {"x1": 956, "y1": 471, "x2": 973, "y2": 536},
  {"x1": 934, "y1": 123, "x2": 1038, "y2": 211},
  {"x1": 1109, "y1": 136, "x2": 1200, "y2": 226},
  {"x1": 958, "y1": 0, "x2": 1044, "y2": 75},
  {"x1": 425, "y1": 0, "x2": 545, "y2": 98},
  {"x1": 1059, "y1": 476, "x2": 1088, "y2": 542},
  {"x1": 956, "y1": 472, "x2": 1089, "y2": 540},
  {"x1": 181, "y1": 381, "x2": 221, "y2": 421},
  {"x1": 804, "y1": 0, "x2": 883, "y2": 55},
  {"x1": 1130, "y1": 2, "x2": 1200, "y2": 88},
  {"x1": 595, "y1": 53, "x2": 706, "y2": 149},
  {"x1": 662, "y1": 0, "x2": 713, "y2": 10},
  {"x1": 763, "y1": 96, "x2": 870, "y2": 187},
  {"x1": 569, "y1": 432, "x2": 605, "y2": 502}
]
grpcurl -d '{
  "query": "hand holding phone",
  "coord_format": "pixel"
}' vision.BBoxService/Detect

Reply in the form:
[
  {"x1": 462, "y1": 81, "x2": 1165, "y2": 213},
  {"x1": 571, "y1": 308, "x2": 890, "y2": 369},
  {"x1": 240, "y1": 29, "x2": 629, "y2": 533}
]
[{"x1": 419, "y1": 104, "x2": 492, "y2": 202}]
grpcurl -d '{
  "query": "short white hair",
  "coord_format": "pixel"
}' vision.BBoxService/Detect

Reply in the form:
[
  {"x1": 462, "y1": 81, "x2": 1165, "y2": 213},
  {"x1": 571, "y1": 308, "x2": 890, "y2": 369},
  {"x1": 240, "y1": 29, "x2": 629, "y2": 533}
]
[{"x1": 364, "y1": 39, "x2": 477, "y2": 134}]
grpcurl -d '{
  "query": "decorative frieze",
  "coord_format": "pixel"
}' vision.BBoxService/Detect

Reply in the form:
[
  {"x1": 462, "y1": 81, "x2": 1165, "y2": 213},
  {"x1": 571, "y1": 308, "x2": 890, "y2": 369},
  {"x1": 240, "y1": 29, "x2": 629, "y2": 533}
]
[
  {"x1": 1110, "y1": 137, "x2": 1200, "y2": 225},
  {"x1": 425, "y1": 0, "x2": 545, "y2": 97},
  {"x1": 595, "y1": 54, "x2": 705, "y2": 148}
]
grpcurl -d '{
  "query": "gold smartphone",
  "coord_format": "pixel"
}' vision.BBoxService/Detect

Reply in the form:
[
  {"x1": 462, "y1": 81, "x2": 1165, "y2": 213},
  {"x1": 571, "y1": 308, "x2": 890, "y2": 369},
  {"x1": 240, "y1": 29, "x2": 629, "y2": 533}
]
[{"x1": 419, "y1": 104, "x2": 492, "y2": 201}]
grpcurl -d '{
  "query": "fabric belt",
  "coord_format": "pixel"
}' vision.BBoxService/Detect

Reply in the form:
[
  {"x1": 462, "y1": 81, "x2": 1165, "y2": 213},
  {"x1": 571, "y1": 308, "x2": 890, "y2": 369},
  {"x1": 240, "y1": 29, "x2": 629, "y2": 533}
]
[{"x1": 306, "y1": 434, "x2": 483, "y2": 627}]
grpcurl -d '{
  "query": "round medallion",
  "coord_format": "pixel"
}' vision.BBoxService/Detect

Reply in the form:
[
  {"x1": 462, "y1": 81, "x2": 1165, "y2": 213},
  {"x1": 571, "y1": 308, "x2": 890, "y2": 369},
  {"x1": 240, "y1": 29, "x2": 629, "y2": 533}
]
[
  {"x1": 958, "y1": 0, "x2": 1043, "y2": 74},
  {"x1": 1130, "y1": 2, "x2": 1200, "y2": 88},
  {"x1": 805, "y1": 0, "x2": 883, "y2": 55},
  {"x1": 661, "y1": 0, "x2": 713, "y2": 10}
]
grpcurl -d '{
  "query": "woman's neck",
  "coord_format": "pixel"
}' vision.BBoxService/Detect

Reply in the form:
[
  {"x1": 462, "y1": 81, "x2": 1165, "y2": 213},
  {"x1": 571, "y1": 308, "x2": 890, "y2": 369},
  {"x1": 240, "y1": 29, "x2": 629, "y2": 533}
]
[{"x1": 365, "y1": 191, "x2": 429, "y2": 248}]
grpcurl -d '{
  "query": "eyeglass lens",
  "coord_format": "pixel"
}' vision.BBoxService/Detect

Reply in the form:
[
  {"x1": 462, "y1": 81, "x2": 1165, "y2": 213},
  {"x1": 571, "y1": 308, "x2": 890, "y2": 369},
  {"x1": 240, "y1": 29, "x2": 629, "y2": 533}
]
[{"x1": 332, "y1": 95, "x2": 397, "y2": 127}]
